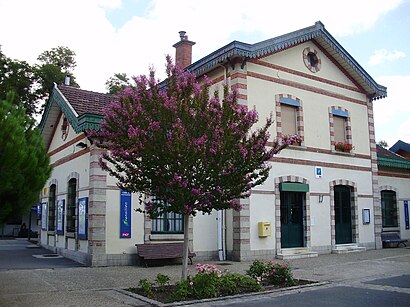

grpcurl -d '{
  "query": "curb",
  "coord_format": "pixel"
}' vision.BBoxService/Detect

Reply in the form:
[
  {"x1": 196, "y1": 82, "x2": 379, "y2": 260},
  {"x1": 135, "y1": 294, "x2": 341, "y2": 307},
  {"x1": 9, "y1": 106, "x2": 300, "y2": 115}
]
[{"x1": 115, "y1": 280, "x2": 330, "y2": 306}]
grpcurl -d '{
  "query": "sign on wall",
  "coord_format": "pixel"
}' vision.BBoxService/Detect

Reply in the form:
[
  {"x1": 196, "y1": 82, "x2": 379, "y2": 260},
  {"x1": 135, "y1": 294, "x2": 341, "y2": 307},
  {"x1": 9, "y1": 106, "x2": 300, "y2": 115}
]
[
  {"x1": 120, "y1": 190, "x2": 131, "y2": 238},
  {"x1": 404, "y1": 200, "x2": 409, "y2": 230},
  {"x1": 56, "y1": 199, "x2": 65, "y2": 235},
  {"x1": 362, "y1": 208, "x2": 371, "y2": 225},
  {"x1": 78, "y1": 197, "x2": 88, "y2": 240},
  {"x1": 36, "y1": 202, "x2": 42, "y2": 219},
  {"x1": 315, "y1": 166, "x2": 323, "y2": 178},
  {"x1": 41, "y1": 202, "x2": 47, "y2": 230}
]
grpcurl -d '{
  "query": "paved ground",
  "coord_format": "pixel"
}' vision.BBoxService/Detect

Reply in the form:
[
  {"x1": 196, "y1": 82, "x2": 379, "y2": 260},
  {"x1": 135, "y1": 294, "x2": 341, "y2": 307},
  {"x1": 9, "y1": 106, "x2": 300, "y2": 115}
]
[
  {"x1": 0, "y1": 239, "x2": 84, "y2": 270},
  {"x1": 0, "y1": 239, "x2": 409, "y2": 306}
]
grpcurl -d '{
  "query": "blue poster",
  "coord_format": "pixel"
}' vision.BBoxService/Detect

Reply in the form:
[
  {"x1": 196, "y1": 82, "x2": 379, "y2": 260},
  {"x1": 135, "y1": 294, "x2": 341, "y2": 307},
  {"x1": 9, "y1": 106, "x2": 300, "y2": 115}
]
[
  {"x1": 36, "y1": 203, "x2": 42, "y2": 219},
  {"x1": 120, "y1": 190, "x2": 131, "y2": 238},
  {"x1": 78, "y1": 197, "x2": 88, "y2": 240},
  {"x1": 404, "y1": 200, "x2": 409, "y2": 230},
  {"x1": 56, "y1": 199, "x2": 65, "y2": 235}
]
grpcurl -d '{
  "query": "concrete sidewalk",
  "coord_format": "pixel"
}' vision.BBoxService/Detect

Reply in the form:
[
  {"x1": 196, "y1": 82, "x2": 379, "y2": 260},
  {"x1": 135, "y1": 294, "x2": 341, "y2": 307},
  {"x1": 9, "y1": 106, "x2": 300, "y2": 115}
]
[{"x1": 0, "y1": 241, "x2": 409, "y2": 306}]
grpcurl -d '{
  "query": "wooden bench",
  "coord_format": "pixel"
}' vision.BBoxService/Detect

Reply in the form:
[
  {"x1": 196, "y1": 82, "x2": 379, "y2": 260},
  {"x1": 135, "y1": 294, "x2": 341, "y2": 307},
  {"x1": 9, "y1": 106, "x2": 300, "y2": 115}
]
[
  {"x1": 381, "y1": 232, "x2": 408, "y2": 248},
  {"x1": 136, "y1": 243, "x2": 196, "y2": 266}
]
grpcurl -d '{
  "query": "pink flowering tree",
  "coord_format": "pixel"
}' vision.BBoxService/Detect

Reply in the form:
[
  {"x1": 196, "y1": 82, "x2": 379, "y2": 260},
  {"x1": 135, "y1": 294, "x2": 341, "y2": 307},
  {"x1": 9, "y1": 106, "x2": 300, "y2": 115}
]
[{"x1": 91, "y1": 56, "x2": 301, "y2": 280}]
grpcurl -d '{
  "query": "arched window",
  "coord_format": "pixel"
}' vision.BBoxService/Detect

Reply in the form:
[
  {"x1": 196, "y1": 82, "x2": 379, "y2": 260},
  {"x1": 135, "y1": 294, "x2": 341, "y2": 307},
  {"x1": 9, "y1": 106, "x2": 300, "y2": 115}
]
[
  {"x1": 67, "y1": 179, "x2": 77, "y2": 232},
  {"x1": 381, "y1": 190, "x2": 398, "y2": 227},
  {"x1": 48, "y1": 184, "x2": 56, "y2": 231}
]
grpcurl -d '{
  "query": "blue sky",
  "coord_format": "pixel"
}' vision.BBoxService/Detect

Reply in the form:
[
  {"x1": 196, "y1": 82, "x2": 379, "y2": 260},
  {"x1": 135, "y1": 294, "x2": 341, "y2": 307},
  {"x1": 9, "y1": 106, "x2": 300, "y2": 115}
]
[{"x1": 0, "y1": 0, "x2": 409, "y2": 146}]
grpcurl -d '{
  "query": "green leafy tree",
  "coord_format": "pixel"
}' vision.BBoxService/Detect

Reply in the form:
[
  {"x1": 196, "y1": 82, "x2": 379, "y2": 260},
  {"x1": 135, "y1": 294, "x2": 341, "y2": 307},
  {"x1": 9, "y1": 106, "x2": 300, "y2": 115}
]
[
  {"x1": 0, "y1": 47, "x2": 38, "y2": 116},
  {"x1": 0, "y1": 46, "x2": 78, "y2": 116},
  {"x1": 105, "y1": 72, "x2": 132, "y2": 94},
  {"x1": 37, "y1": 46, "x2": 76, "y2": 72},
  {"x1": 36, "y1": 46, "x2": 79, "y2": 100},
  {"x1": 0, "y1": 92, "x2": 52, "y2": 225},
  {"x1": 91, "y1": 57, "x2": 301, "y2": 279},
  {"x1": 377, "y1": 140, "x2": 388, "y2": 149}
]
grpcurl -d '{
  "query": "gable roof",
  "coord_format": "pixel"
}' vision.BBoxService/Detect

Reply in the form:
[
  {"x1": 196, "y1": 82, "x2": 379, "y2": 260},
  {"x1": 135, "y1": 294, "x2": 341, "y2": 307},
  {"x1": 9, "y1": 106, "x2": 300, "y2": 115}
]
[
  {"x1": 39, "y1": 22, "x2": 387, "y2": 148},
  {"x1": 39, "y1": 83, "x2": 117, "y2": 147},
  {"x1": 377, "y1": 145, "x2": 410, "y2": 170},
  {"x1": 187, "y1": 21, "x2": 386, "y2": 100}
]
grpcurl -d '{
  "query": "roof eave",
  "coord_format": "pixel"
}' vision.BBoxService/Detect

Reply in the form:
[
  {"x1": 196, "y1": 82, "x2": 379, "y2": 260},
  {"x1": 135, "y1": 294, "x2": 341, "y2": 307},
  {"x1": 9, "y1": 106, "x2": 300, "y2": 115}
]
[
  {"x1": 377, "y1": 156, "x2": 410, "y2": 169},
  {"x1": 186, "y1": 21, "x2": 387, "y2": 99}
]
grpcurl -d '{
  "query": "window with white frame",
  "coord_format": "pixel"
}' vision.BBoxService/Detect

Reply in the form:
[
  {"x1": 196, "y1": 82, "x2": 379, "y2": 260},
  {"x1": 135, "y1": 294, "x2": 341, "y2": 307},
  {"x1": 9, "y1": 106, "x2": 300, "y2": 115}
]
[{"x1": 151, "y1": 198, "x2": 184, "y2": 234}]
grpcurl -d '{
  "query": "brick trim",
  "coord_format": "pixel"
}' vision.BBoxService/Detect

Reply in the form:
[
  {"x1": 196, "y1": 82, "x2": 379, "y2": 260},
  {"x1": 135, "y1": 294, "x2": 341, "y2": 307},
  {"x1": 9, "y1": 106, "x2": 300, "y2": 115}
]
[
  {"x1": 303, "y1": 47, "x2": 321, "y2": 73},
  {"x1": 270, "y1": 156, "x2": 371, "y2": 172},
  {"x1": 275, "y1": 94, "x2": 305, "y2": 146},
  {"x1": 328, "y1": 106, "x2": 352, "y2": 151},
  {"x1": 265, "y1": 143, "x2": 370, "y2": 159},
  {"x1": 249, "y1": 58, "x2": 362, "y2": 94},
  {"x1": 313, "y1": 40, "x2": 367, "y2": 93},
  {"x1": 367, "y1": 101, "x2": 382, "y2": 249},
  {"x1": 51, "y1": 148, "x2": 91, "y2": 167},
  {"x1": 88, "y1": 147, "x2": 107, "y2": 263},
  {"x1": 48, "y1": 134, "x2": 86, "y2": 157},
  {"x1": 231, "y1": 63, "x2": 250, "y2": 261},
  {"x1": 378, "y1": 172, "x2": 410, "y2": 179},
  {"x1": 247, "y1": 71, "x2": 367, "y2": 105}
]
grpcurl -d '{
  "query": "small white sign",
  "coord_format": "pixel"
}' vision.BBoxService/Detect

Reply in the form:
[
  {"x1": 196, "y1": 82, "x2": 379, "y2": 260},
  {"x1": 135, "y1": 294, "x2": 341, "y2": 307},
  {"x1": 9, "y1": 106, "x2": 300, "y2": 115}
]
[{"x1": 315, "y1": 166, "x2": 323, "y2": 178}]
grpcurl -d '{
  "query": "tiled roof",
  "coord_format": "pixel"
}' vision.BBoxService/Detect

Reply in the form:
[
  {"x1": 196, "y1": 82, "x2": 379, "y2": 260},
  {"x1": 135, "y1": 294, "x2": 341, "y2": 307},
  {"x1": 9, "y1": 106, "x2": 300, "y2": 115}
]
[
  {"x1": 57, "y1": 84, "x2": 117, "y2": 116},
  {"x1": 376, "y1": 145, "x2": 401, "y2": 159},
  {"x1": 377, "y1": 145, "x2": 410, "y2": 169},
  {"x1": 390, "y1": 140, "x2": 410, "y2": 154}
]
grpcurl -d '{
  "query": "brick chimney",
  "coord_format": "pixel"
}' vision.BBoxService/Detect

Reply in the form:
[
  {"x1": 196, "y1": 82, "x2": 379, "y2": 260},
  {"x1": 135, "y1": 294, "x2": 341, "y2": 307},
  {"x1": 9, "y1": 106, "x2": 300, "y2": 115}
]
[{"x1": 173, "y1": 31, "x2": 195, "y2": 69}]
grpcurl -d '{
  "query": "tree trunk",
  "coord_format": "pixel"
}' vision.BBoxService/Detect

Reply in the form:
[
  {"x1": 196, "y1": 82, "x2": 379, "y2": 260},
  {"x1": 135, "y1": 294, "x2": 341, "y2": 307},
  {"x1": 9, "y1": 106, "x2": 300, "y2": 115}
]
[{"x1": 181, "y1": 213, "x2": 190, "y2": 280}]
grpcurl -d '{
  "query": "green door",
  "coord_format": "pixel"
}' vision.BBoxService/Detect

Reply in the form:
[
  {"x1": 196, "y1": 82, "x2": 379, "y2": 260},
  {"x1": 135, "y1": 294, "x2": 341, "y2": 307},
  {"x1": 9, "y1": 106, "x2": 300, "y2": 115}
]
[
  {"x1": 281, "y1": 192, "x2": 304, "y2": 248},
  {"x1": 334, "y1": 185, "x2": 352, "y2": 244}
]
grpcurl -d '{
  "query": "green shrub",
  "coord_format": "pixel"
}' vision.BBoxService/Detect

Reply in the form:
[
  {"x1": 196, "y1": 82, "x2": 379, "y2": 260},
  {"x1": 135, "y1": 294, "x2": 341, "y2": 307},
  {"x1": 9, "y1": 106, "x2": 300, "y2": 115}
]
[
  {"x1": 172, "y1": 279, "x2": 191, "y2": 301},
  {"x1": 138, "y1": 278, "x2": 153, "y2": 297},
  {"x1": 219, "y1": 273, "x2": 261, "y2": 295},
  {"x1": 246, "y1": 259, "x2": 266, "y2": 280},
  {"x1": 155, "y1": 273, "x2": 170, "y2": 291},
  {"x1": 247, "y1": 260, "x2": 296, "y2": 286},
  {"x1": 191, "y1": 271, "x2": 220, "y2": 298}
]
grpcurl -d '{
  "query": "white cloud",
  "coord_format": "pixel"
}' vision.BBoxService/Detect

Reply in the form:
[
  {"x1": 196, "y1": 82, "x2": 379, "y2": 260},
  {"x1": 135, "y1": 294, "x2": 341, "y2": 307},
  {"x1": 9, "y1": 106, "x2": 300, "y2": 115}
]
[
  {"x1": 373, "y1": 75, "x2": 410, "y2": 146},
  {"x1": 369, "y1": 49, "x2": 406, "y2": 66},
  {"x1": 0, "y1": 0, "x2": 405, "y2": 93}
]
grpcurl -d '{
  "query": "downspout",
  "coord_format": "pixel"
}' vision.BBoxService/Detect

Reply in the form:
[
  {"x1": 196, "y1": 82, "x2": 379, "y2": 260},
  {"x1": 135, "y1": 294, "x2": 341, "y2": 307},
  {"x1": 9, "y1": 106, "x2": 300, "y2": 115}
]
[
  {"x1": 217, "y1": 210, "x2": 225, "y2": 260},
  {"x1": 217, "y1": 63, "x2": 228, "y2": 261}
]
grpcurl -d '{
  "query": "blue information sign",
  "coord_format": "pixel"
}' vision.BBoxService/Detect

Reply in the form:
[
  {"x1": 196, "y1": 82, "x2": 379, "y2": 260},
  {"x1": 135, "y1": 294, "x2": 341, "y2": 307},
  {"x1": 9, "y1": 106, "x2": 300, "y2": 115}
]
[
  {"x1": 120, "y1": 190, "x2": 131, "y2": 238},
  {"x1": 404, "y1": 200, "x2": 409, "y2": 230},
  {"x1": 36, "y1": 203, "x2": 42, "y2": 219}
]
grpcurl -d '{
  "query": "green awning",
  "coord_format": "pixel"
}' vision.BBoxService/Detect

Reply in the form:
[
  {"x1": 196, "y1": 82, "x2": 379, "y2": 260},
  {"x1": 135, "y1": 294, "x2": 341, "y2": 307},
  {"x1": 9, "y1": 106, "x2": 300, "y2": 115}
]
[{"x1": 279, "y1": 182, "x2": 309, "y2": 192}]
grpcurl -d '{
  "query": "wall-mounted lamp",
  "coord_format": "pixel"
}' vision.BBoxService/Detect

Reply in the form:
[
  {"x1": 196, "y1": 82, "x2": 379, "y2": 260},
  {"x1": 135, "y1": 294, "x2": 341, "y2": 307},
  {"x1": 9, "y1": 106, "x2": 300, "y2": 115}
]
[
  {"x1": 318, "y1": 194, "x2": 324, "y2": 203},
  {"x1": 76, "y1": 141, "x2": 88, "y2": 149}
]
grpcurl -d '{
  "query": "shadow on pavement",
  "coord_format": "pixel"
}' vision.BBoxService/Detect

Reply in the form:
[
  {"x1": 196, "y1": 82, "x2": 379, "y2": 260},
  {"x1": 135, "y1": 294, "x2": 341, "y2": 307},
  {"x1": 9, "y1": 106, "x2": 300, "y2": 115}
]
[{"x1": 0, "y1": 239, "x2": 85, "y2": 270}]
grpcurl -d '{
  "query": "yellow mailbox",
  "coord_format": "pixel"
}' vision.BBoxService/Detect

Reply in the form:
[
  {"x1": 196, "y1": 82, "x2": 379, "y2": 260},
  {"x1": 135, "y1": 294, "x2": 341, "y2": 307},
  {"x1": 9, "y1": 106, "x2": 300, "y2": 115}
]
[{"x1": 258, "y1": 222, "x2": 271, "y2": 237}]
